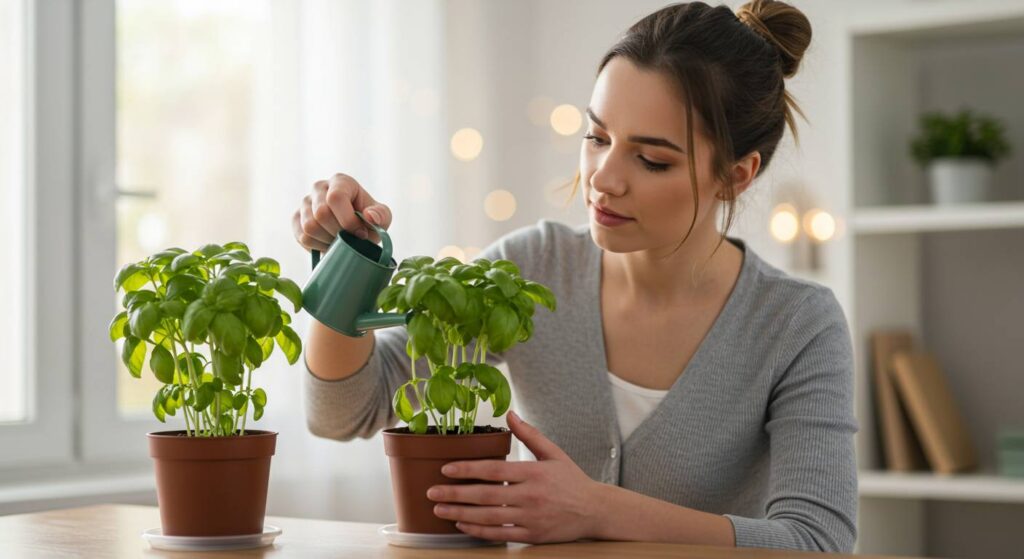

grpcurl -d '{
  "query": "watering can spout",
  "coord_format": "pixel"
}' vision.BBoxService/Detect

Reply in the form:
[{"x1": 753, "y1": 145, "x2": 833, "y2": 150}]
[{"x1": 355, "y1": 311, "x2": 411, "y2": 332}]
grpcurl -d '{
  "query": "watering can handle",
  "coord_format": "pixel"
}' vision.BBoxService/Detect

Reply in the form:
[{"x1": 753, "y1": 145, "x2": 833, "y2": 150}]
[{"x1": 311, "y1": 210, "x2": 392, "y2": 269}]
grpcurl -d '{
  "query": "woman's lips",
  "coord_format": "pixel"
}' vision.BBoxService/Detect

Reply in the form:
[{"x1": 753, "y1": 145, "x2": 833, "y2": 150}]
[{"x1": 591, "y1": 203, "x2": 634, "y2": 227}]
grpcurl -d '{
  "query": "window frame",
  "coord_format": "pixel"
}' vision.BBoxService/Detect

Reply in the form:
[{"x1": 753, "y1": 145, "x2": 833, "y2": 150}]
[{"x1": 0, "y1": 0, "x2": 76, "y2": 469}]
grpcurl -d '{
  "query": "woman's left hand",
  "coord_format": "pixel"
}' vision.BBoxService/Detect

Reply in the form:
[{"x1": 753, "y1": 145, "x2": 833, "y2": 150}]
[{"x1": 426, "y1": 410, "x2": 605, "y2": 544}]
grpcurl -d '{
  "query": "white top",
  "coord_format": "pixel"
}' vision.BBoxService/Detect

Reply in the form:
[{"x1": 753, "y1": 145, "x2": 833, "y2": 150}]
[{"x1": 607, "y1": 372, "x2": 669, "y2": 441}]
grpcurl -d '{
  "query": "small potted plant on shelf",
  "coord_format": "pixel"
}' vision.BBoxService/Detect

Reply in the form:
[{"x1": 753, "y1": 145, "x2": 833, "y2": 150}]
[
  {"x1": 110, "y1": 242, "x2": 304, "y2": 538},
  {"x1": 375, "y1": 255, "x2": 556, "y2": 534},
  {"x1": 910, "y1": 108, "x2": 1012, "y2": 205}
]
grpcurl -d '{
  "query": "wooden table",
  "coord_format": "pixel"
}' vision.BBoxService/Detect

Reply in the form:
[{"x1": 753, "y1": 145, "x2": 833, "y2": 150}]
[{"x1": 0, "y1": 504, "x2": 915, "y2": 558}]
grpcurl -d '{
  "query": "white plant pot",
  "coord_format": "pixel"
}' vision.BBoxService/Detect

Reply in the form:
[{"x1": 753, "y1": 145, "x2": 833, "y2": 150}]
[{"x1": 927, "y1": 157, "x2": 993, "y2": 205}]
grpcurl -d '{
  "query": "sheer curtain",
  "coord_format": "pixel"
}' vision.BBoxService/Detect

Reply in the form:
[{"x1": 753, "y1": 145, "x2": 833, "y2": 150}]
[{"x1": 248, "y1": 0, "x2": 449, "y2": 521}]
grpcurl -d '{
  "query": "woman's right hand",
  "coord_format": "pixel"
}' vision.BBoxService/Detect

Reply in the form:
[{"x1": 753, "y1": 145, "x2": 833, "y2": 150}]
[{"x1": 292, "y1": 173, "x2": 393, "y2": 252}]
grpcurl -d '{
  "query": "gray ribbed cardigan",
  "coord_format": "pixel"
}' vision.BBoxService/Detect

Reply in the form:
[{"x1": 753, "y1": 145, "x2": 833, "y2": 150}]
[{"x1": 304, "y1": 220, "x2": 859, "y2": 553}]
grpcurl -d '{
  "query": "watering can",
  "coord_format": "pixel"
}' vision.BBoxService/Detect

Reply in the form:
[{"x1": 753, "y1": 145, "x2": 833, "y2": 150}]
[{"x1": 302, "y1": 211, "x2": 410, "y2": 337}]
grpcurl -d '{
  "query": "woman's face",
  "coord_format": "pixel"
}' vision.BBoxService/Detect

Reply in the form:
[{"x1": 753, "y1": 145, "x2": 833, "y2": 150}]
[{"x1": 580, "y1": 56, "x2": 724, "y2": 255}]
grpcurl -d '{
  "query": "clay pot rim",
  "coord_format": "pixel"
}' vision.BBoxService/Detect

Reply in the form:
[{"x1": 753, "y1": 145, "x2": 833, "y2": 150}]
[
  {"x1": 382, "y1": 427, "x2": 510, "y2": 439},
  {"x1": 147, "y1": 430, "x2": 278, "y2": 439}
]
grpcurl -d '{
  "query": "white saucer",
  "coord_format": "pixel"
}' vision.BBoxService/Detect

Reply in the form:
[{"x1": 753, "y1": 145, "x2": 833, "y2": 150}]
[
  {"x1": 142, "y1": 525, "x2": 282, "y2": 551},
  {"x1": 378, "y1": 524, "x2": 504, "y2": 548}
]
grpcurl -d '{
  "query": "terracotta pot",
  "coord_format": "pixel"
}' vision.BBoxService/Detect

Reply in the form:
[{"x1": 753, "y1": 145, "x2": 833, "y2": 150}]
[
  {"x1": 148, "y1": 430, "x2": 277, "y2": 536},
  {"x1": 383, "y1": 427, "x2": 512, "y2": 534}
]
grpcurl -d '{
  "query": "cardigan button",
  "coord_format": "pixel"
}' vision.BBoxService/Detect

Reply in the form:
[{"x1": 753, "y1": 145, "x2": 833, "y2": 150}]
[{"x1": 609, "y1": 446, "x2": 618, "y2": 459}]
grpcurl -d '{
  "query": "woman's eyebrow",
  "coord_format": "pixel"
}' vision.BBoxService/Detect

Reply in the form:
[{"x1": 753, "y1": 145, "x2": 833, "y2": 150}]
[{"x1": 585, "y1": 107, "x2": 685, "y2": 153}]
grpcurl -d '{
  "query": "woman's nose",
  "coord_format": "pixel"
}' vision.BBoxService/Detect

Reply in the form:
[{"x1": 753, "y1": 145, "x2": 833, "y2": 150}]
[{"x1": 589, "y1": 153, "x2": 628, "y2": 197}]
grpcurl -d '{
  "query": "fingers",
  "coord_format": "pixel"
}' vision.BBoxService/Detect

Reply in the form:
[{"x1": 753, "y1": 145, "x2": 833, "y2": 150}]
[
  {"x1": 296, "y1": 173, "x2": 394, "y2": 249},
  {"x1": 433, "y1": 503, "x2": 522, "y2": 527},
  {"x1": 326, "y1": 173, "x2": 371, "y2": 240},
  {"x1": 311, "y1": 180, "x2": 342, "y2": 237},
  {"x1": 454, "y1": 521, "x2": 532, "y2": 543},
  {"x1": 507, "y1": 411, "x2": 569, "y2": 461},
  {"x1": 427, "y1": 482, "x2": 517, "y2": 506},
  {"x1": 300, "y1": 195, "x2": 335, "y2": 245},
  {"x1": 441, "y1": 459, "x2": 537, "y2": 483},
  {"x1": 292, "y1": 206, "x2": 331, "y2": 253}
]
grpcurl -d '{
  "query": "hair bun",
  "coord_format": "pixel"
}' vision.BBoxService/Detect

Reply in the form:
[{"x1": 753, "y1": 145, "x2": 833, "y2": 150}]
[{"x1": 736, "y1": 0, "x2": 812, "y2": 78}]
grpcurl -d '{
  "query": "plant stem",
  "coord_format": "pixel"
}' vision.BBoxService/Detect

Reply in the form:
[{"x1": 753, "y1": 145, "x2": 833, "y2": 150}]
[{"x1": 240, "y1": 367, "x2": 253, "y2": 435}]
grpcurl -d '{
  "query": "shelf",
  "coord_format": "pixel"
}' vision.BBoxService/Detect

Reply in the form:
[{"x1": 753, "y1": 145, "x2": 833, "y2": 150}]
[
  {"x1": 851, "y1": 201, "x2": 1024, "y2": 234},
  {"x1": 859, "y1": 470, "x2": 1024, "y2": 503}
]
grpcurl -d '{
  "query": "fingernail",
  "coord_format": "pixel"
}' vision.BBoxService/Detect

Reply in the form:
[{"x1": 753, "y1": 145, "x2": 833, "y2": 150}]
[
  {"x1": 441, "y1": 464, "x2": 456, "y2": 475},
  {"x1": 366, "y1": 208, "x2": 381, "y2": 224},
  {"x1": 434, "y1": 504, "x2": 450, "y2": 515},
  {"x1": 427, "y1": 487, "x2": 442, "y2": 499},
  {"x1": 508, "y1": 410, "x2": 520, "y2": 423}
]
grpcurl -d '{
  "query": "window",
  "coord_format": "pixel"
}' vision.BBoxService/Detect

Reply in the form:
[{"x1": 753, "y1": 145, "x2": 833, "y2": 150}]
[
  {"x1": 0, "y1": 0, "x2": 28, "y2": 425},
  {"x1": 113, "y1": 0, "x2": 269, "y2": 417}
]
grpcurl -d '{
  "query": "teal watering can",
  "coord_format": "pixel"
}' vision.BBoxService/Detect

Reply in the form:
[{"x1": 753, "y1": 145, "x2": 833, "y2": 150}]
[{"x1": 302, "y1": 211, "x2": 410, "y2": 337}]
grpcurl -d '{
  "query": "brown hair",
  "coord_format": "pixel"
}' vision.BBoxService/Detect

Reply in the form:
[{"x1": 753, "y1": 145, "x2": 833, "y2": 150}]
[{"x1": 569, "y1": 0, "x2": 812, "y2": 256}]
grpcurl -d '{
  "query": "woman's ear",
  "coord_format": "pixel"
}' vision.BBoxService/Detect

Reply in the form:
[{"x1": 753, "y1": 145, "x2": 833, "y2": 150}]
[{"x1": 717, "y1": 151, "x2": 761, "y2": 200}]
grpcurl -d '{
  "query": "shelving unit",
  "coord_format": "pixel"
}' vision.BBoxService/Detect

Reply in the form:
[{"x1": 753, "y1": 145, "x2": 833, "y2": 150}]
[
  {"x1": 852, "y1": 201, "x2": 1024, "y2": 234},
  {"x1": 843, "y1": 2, "x2": 1024, "y2": 557}
]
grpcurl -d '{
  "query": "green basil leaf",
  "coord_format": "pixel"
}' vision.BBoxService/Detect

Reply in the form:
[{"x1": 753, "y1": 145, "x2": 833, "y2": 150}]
[
  {"x1": 123, "y1": 289, "x2": 157, "y2": 311},
  {"x1": 274, "y1": 324, "x2": 302, "y2": 365},
  {"x1": 165, "y1": 274, "x2": 204, "y2": 301},
  {"x1": 170, "y1": 253, "x2": 200, "y2": 272},
  {"x1": 109, "y1": 311, "x2": 128, "y2": 342},
  {"x1": 398, "y1": 255, "x2": 433, "y2": 272},
  {"x1": 211, "y1": 312, "x2": 248, "y2": 356},
  {"x1": 404, "y1": 274, "x2": 437, "y2": 307},
  {"x1": 129, "y1": 302, "x2": 161, "y2": 341},
  {"x1": 194, "y1": 382, "x2": 214, "y2": 411},
  {"x1": 212, "y1": 349, "x2": 243, "y2": 386},
  {"x1": 273, "y1": 277, "x2": 303, "y2": 313},
  {"x1": 114, "y1": 263, "x2": 149, "y2": 292},
  {"x1": 253, "y1": 403, "x2": 264, "y2": 421},
  {"x1": 393, "y1": 385, "x2": 414, "y2": 423},
  {"x1": 150, "y1": 344, "x2": 175, "y2": 384},
  {"x1": 490, "y1": 376, "x2": 511, "y2": 417},
  {"x1": 259, "y1": 336, "x2": 274, "y2": 361},
  {"x1": 492, "y1": 259, "x2": 521, "y2": 276},
  {"x1": 435, "y1": 277, "x2": 468, "y2": 317},
  {"x1": 232, "y1": 393, "x2": 249, "y2": 410},
  {"x1": 121, "y1": 337, "x2": 146, "y2": 378},
  {"x1": 182, "y1": 300, "x2": 215, "y2": 342},
  {"x1": 152, "y1": 391, "x2": 167, "y2": 423},
  {"x1": 244, "y1": 336, "x2": 264, "y2": 368},
  {"x1": 243, "y1": 296, "x2": 275, "y2": 338},
  {"x1": 522, "y1": 281, "x2": 557, "y2": 312},
  {"x1": 455, "y1": 384, "x2": 476, "y2": 412},
  {"x1": 409, "y1": 411, "x2": 428, "y2": 434},
  {"x1": 426, "y1": 374, "x2": 456, "y2": 414},
  {"x1": 485, "y1": 303, "x2": 518, "y2": 353},
  {"x1": 252, "y1": 387, "x2": 267, "y2": 407},
  {"x1": 223, "y1": 241, "x2": 250, "y2": 253},
  {"x1": 473, "y1": 364, "x2": 503, "y2": 393},
  {"x1": 160, "y1": 300, "x2": 187, "y2": 319},
  {"x1": 254, "y1": 257, "x2": 281, "y2": 276},
  {"x1": 375, "y1": 283, "x2": 405, "y2": 312},
  {"x1": 197, "y1": 243, "x2": 225, "y2": 257},
  {"x1": 485, "y1": 268, "x2": 519, "y2": 298},
  {"x1": 407, "y1": 314, "x2": 436, "y2": 358}
]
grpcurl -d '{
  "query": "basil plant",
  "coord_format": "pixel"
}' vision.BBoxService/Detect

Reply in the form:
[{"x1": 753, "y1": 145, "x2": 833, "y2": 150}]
[
  {"x1": 110, "y1": 242, "x2": 303, "y2": 437},
  {"x1": 377, "y1": 256, "x2": 556, "y2": 435}
]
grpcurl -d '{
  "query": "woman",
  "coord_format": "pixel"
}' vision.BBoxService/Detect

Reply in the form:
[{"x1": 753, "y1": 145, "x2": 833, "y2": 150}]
[{"x1": 293, "y1": 0, "x2": 857, "y2": 553}]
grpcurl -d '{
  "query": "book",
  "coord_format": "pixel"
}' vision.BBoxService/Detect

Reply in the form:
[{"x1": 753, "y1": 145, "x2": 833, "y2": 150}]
[
  {"x1": 890, "y1": 351, "x2": 977, "y2": 474},
  {"x1": 869, "y1": 331, "x2": 928, "y2": 471}
]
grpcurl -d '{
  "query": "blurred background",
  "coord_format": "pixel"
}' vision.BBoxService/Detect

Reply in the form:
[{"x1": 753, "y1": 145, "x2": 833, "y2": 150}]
[{"x1": 2, "y1": 1, "x2": 1023, "y2": 557}]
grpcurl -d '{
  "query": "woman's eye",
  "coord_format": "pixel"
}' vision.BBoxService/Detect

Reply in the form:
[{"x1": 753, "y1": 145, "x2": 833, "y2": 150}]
[
  {"x1": 583, "y1": 134, "x2": 671, "y2": 173},
  {"x1": 639, "y1": 156, "x2": 670, "y2": 173}
]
